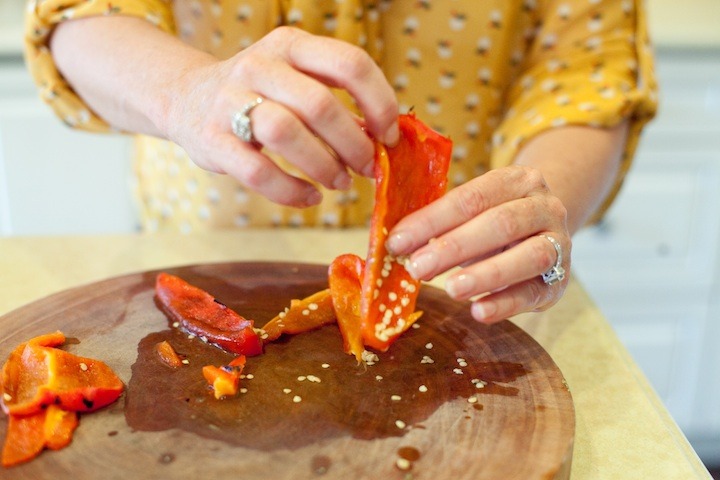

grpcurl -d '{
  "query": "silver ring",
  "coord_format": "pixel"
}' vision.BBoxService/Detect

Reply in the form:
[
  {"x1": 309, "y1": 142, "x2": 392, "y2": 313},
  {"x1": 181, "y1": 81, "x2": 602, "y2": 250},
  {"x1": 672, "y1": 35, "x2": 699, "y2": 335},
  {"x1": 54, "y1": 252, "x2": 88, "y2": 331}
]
[
  {"x1": 539, "y1": 234, "x2": 565, "y2": 285},
  {"x1": 231, "y1": 96, "x2": 264, "y2": 143}
]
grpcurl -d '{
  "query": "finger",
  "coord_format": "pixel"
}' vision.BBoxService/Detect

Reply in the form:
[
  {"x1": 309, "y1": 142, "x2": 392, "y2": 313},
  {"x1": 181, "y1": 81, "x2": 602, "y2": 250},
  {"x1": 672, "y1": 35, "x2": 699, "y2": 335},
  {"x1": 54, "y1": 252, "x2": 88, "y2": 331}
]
[
  {"x1": 444, "y1": 235, "x2": 564, "y2": 300},
  {"x1": 404, "y1": 195, "x2": 554, "y2": 281},
  {"x1": 276, "y1": 27, "x2": 399, "y2": 146},
  {"x1": 248, "y1": 58, "x2": 376, "y2": 177},
  {"x1": 248, "y1": 98, "x2": 352, "y2": 190},
  {"x1": 468, "y1": 277, "x2": 563, "y2": 325},
  {"x1": 215, "y1": 133, "x2": 323, "y2": 207},
  {"x1": 387, "y1": 166, "x2": 549, "y2": 256}
]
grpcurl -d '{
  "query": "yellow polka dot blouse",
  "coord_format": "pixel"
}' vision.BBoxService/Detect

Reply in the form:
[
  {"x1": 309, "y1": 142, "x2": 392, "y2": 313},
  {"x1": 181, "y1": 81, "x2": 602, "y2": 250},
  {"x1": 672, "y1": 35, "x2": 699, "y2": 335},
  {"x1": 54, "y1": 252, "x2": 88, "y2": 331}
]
[{"x1": 24, "y1": 0, "x2": 658, "y2": 232}]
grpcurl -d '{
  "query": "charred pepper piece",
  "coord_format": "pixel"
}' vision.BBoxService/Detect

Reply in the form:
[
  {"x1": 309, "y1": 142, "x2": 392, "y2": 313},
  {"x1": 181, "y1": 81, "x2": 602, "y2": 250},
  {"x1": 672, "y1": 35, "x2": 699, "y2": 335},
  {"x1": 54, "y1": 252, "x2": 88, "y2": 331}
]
[
  {"x1": 202, "y1": 355, "x2": 247, "y2": 399},
  {"x1": 155, "y1": 273, "x2": 263, "y2": 357},
  {"x1": 1, "y1": 331, "x2": 124, "y2": 416}
]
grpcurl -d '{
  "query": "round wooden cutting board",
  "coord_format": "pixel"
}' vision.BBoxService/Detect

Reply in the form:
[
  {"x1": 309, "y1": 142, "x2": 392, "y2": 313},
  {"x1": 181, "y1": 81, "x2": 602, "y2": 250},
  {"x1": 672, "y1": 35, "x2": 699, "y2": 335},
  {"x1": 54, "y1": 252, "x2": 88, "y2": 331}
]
[{"x1": 0, "y1": 262, "x2": 574, "y2": 479}]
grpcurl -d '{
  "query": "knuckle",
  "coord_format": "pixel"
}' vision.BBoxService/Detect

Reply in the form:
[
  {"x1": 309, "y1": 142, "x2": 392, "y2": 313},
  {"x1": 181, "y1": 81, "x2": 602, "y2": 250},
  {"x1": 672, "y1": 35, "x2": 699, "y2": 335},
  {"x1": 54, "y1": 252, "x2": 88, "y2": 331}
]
[
  {"x1": 451, "y1": 183, "x2": 488, "y2": 220},
  {"x1": 533, "y1": 239, "x2": 556, "y2": 271},
  {"x1": 337, "y1": 47, "x2": 375, "y2": 81},
  {"x1": 257, "y1": 110, "x2": 300, "y2": 146},
  {"x1": 490, "y1": 208, "x2": 520, "y2": 239},
  {"x1": 302, "y1": 89, "x2": 340, "y2": 124},
  {"x1": 483, "y1": 261, "x2": 505, "y2": 288},
  {"x1": 238, "y1": 158, "x2": 272, "y2": 189}
]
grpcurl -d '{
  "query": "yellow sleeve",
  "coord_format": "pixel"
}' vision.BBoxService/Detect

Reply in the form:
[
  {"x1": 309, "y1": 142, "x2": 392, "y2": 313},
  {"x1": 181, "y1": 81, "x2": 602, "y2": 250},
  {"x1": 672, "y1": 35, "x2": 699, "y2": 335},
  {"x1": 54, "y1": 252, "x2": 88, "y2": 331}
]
[
  {"x1": 23, "y1": 0, "x2": 176, "y2": 132},
  {"x1": 491, "y1": 0, "x2": 658, "y2": 221}
]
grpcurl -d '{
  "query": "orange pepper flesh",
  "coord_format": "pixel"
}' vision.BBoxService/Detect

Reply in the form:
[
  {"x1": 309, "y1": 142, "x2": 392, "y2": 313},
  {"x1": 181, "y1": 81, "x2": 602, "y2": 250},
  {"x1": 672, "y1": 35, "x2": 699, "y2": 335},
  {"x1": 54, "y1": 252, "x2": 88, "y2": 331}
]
[
  {"x1": 202, "y1": 355, "x2": 247, "y2": 399},
  {"x1": 1, "y1": 333, "x2": 121, "y2": 467},
  {"x1": 360, "y1": 113, "x2": 452, "y2": 351},
  {"x1": 155, "y1": 340, "x2": 183, "y2": 368},
  {"x1": 328, "y1": 254, "x2": 366, "y2": 361},
  {"x1": 155, "y1": 273, "x2": 263, "y2": 356},
  {"x1": 261, "y1": 289, "x2": 336, "y2": 342},
  {"x1": 1, "y1": 333, "x2": 124, "y2": 416}
]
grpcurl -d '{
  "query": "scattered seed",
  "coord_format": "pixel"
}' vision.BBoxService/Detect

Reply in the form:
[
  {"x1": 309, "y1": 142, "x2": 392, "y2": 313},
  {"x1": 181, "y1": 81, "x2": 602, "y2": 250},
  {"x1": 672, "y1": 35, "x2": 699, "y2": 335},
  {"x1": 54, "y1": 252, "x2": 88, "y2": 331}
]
[
  {"x1": 302, "y1": 309, "x2": 310, "y2": 316},
  {"x1": 293, "y1": 395, "x2": 302, "y2": 403},
  {"x1": 3, "y1": 393, "x2": 12, "y2": 402},
  {"x1": 245, "y1": 374, "x2": 254, "y2": 379},
  {"x1": 421, "y1": 355, "x2": 434, "y2": 364},
  {"x1": 425, "y1": 342, "x2": 433, "y2": 350},
  {"x1": 240, "y1": 388, "x2": 248, "y2": 394},
  {"x1": 321, "y1": 363, "x2": 330, "y2": 369},
  {"x1": 419, "y1": 385, "x2": 428, "y2": 393},
  {"x1": 308, "y1": 303, "x2": 318, "y2": 311},
  {"x1": 375, "y1": 375, "x2": 383, "y2": 381},
  {"x1": 453, "y1": 368, "x2": 463, "y2": 375},
  {"x1": 283, "y1": 388, "x2": 292, "y2": 394},
  {"x1": 172, "y1": 322, "x2": 180, "y2": 328},
  {"x1": 391, "y1": 395, "x2": 402, "y2": 401},
  {"x1": 396, "y1": 458, "x2": 411, "y2": 471},
  {"x1": 307, "y1": 375, "x2": 321, "y2": 383},
  {"x1": 411, "y1": 324, "x2": 420, "y2": 329},
  {"x1": 297, "y1": 376, "x2": 306, "y2": 382},
  {"x1": 388, "y1": 292, "x2": 398, "y2": 301},
  {"x1": 79, "y1": 362, "x2": 88, "y2": 371},
  {"x1": 467, "y1": 396, "x2": 478, "y2": 404},
  {"x1": 187, "y1": 334, "x2": 196, "y2": 340},
  {"x1": 181, "y1": 359, "x2": 190, "y2": 365},
  {"x1": 395, "y1": 420, "x2": 406, "y2": 429}
]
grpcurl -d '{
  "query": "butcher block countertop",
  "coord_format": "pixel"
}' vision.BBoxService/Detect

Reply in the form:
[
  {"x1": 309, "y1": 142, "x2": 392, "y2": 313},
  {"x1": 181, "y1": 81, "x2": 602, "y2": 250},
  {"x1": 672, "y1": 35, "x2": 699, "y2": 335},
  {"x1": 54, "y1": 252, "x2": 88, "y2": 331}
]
[{"x1": 0, "y1": 230, "x2": 711, "y2": 479}]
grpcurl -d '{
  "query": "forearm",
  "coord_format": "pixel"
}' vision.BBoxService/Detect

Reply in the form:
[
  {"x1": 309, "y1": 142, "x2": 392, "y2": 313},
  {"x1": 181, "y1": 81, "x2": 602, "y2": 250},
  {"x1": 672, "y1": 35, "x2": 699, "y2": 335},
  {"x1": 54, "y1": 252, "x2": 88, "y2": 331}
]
[
  {"x1": 50, "y1": 16, "x2": 217, "y2": 137},
  {"x1": 512, "y1": 121, "x2": 629, "y2": 235}
]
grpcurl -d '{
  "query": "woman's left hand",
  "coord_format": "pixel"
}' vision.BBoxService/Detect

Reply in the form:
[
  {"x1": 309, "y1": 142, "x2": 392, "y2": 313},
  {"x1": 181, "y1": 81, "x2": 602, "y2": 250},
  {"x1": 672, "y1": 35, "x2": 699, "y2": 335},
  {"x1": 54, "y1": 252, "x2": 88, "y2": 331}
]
[{"x1": 385, "y1": 165, "x2": 571, "y2": 324}]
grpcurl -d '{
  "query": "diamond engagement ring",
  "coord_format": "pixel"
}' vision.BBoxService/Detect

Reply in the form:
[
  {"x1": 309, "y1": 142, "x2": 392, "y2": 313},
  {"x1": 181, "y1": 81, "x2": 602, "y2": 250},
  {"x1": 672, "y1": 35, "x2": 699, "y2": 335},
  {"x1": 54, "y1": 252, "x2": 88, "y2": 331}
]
[
  {"x1": 539, "y1": 234, "x2": 566, "y2": 285},
  {"x1": 231, "y1": 96, "x2": 264, "y2": 143}
]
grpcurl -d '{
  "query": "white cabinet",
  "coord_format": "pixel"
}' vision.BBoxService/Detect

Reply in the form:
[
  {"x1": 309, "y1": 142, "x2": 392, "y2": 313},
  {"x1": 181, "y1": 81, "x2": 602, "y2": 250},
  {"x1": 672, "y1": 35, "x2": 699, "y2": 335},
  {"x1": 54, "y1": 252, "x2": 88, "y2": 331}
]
[
  {"x1": 572, "y1": 49, "x2": 720, "y2": 462},
  {"x1": 0, "y1": 59, "x2": 138, "y2": 235}
]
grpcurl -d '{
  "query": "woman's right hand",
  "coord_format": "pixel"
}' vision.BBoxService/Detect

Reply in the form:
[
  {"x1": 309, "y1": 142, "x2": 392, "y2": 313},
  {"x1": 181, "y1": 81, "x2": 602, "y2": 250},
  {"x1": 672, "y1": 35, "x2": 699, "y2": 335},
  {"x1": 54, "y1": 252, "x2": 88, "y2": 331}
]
[{"x1": 163, "y1": 26, "x2": 399, "y2": 207}]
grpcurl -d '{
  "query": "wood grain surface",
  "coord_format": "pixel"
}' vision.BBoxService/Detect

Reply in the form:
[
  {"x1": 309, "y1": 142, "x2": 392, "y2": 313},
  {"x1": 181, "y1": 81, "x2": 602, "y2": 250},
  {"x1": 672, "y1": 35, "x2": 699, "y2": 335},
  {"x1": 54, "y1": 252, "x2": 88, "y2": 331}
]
[{"x1": 0, "y1": 262, "x2": 574, "y2": 479}]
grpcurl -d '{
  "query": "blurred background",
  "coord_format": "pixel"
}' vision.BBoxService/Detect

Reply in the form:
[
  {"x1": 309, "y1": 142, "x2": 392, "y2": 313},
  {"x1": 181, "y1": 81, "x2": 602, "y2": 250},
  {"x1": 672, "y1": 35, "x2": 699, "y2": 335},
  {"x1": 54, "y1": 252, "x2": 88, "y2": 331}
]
[{"x1": 1, "y1": 0, "x2": 719, "y2": 472}]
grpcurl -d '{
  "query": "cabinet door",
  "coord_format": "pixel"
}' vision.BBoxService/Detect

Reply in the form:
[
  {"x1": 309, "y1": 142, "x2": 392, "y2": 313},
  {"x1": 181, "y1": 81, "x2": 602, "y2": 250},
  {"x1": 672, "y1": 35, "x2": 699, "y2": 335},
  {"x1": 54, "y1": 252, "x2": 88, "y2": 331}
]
[{"x1": 0, "y1": 63, "x2": 137, "y2": 235}]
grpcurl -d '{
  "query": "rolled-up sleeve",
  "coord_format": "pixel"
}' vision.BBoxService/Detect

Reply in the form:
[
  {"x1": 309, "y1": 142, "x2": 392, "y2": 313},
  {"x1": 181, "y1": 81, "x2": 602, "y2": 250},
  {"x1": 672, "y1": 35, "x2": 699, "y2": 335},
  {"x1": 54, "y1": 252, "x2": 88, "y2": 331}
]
[
  {"x1": 24, "y1": 0, "x2": 176, "y2": 131},
  {"x1": 491, "y1": 0, "x2": 658, "y2": 220}
]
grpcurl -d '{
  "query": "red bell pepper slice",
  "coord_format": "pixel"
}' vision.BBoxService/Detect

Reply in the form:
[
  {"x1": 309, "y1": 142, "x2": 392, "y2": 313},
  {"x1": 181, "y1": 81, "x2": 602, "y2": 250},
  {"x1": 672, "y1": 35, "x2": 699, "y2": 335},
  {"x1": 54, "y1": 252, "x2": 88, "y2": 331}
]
[
  {"x1": 1, "y1": 332, "x2": 124, "y2": 416},
  {"x1": 328, "y1": 254, "x2": 365, "y2": 361},
  {"x1": 360, "y1": 113, "x2": 452, "y2": 351},
  {"x1": 155, "y1": 273, "x2": 263, "y2": 357}
]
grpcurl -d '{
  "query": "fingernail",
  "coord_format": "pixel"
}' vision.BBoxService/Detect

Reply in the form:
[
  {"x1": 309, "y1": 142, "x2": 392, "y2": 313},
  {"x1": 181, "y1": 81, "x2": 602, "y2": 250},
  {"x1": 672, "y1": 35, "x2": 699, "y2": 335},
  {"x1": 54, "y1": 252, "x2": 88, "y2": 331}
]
[
  {"x1": 446, "y1": 274, "x2": 476, "y2": 300},
  {"x1": 386, "y1": 231, "x2": 411, "y2": 255},
  {"x1": 382, "y1": 122, "x2": 400, "y2": 147},
  {"x1": 333, "y1": 171, "x2": 352, "y2": 190},
  {"x1": 406, "y1": 251, "x2": 438, "y2": 280},
  {"x1": 472, "y1": 301, "x2": 497, "y2": 323},
  {"x1": 305, "y1": 189, "x2": 323, "y2": 206}
]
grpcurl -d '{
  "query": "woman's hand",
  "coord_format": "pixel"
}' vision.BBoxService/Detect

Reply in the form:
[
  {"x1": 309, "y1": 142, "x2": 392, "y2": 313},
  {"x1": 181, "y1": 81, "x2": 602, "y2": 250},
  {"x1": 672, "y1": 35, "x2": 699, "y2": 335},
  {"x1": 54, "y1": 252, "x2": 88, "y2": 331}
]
[
  {"x1": 385, "y1": 165, "x2": 570, "y2": 324},
  {"x1": 163, "y1": 26, "x2": 399, "y2": 207}
]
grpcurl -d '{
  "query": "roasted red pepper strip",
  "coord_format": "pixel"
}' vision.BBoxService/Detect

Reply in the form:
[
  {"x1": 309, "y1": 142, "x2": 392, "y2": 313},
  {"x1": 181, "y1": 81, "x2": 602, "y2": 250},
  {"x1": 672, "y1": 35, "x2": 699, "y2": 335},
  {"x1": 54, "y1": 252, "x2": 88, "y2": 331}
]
[
  {"x1": 202, "y1": 355, "x2": 246, "y2": 399},
  {"x1": 328, "y1": 254, "x2": 365, "y2": 361},
  {"x1": 260, "y1": 289, "x2": 336, "y2": 342},
  {"x1": 155, "y1": 273, "x2": 263, "y2": 356},
  {"x1": 1, "y1": 405, "x2": 79, "y2": 467},
  {"x1": 360, "y1": 113, "x2": 452, "y2": 351},
  {"x1": 1, "y1": 332, "x2": 124, "y2": 416}
]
